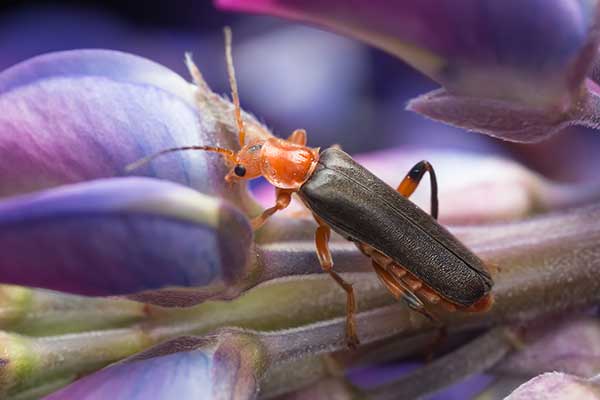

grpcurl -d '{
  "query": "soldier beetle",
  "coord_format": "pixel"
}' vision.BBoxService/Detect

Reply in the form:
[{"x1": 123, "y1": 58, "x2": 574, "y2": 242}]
[{"x1": 128, "y1": 28, "x2": 494, "y2": 348}]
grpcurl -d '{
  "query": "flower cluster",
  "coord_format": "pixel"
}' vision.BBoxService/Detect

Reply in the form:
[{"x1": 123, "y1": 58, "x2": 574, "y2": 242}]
[{"x1": 0, "y1": 1, "x2": 599, "y2": 399}]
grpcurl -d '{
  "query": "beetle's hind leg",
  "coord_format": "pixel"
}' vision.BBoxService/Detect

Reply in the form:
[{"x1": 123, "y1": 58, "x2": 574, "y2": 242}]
[
  {"x1": 314, "y1": 216, "x2": 360, "y2": 349},
  {"x1": 396, "y1": 160, "x2": 439, "y2": 219},
  {"x1": 371, "y1": 261, "x2": 438, "y2": 322},
  {"x1": 385, "y1": 264, "x2": 448, "y2": 361}
]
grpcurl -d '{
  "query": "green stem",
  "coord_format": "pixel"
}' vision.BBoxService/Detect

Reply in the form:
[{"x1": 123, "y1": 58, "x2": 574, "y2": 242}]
[
  {"x1": 11, "y1": 376, "x2": 77, "y2": 400},
  {"x1": 1, "y1": 274, "x2": 392, "y2": 396},
  {"x1": 5, "y1": 203, "x2": 600, "y2": 397},
  {"x1": 0, "y1": 285, "x2": 147, "y2": 335}
]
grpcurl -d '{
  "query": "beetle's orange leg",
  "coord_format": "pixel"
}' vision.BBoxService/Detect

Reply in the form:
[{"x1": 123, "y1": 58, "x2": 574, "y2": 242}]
[
  {"x1": 371, "y1": 261, "x2": 424, "y2": 310},
  {"x1": 396, "y1": 160, "x2": 439, "y2": 220},
  {"x1": 287, "y1": 129, "x2": 307, "y2": 146},
  {"x1": 384, "y1": 263, "x2": 445, "y2": 361},
  {"x1": 314, "y1": 216, "x2": 359, "y2": 349},
  {"x1": 251, "y1": 189, "x2": 293, "y2": 230},
  {"x1": 372, "y1": 262, "x2": 440, "y2": 323}
]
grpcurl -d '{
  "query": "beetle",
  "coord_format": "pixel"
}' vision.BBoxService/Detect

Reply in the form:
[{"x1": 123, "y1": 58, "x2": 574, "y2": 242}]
[{"x1": 128, "y1": 28, "x2": 494, "y2": 348}]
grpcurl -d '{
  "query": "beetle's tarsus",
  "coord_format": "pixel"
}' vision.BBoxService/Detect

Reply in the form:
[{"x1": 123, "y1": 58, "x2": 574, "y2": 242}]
[
  {"x1": 424, "y1": 326, "x2": 448, "y2": 362},
  {"x1": 346, "y1": 329, "x2": 360, "y2": 349}
]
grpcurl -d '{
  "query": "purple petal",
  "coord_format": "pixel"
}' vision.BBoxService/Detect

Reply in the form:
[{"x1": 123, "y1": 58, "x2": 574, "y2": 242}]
[
  {"x1": 218, "y1": 0, "x2": 600, "y2": 142},
  {"x1": 406, "y1": 88, "x2": 572, "y2": 143},
  {"x1": 217, "y1": 0, "x2": 599, "y2": 103},
  {"x1": 497, "y1": 316, "x2": 600, "y2": 378},
  {"x1": 0, "y1": 49, "x2": 193, "y2": 102},
  {"x1": 0, "y1": 177, "x2": 252, "y2": 297},
  {"x1": 505, "y1": 372, "x2": 600, "y2": 400},
  {"x1": 44, "y1": 335, "x2": 262, "y2": 400},
  {"x1": 0, "y1": 49, "x2": 248, "y2": 207}
]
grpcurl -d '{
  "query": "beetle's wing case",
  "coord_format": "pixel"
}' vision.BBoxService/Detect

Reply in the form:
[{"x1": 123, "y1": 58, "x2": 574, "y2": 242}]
[{"x1": 298, "y1": 148, "x2": 492, "y2": 306}]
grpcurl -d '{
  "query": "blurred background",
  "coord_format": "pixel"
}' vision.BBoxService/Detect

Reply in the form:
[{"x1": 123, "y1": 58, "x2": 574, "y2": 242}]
[{"x1": 1, "y1": 0, "x2": 599, "y2": 182}]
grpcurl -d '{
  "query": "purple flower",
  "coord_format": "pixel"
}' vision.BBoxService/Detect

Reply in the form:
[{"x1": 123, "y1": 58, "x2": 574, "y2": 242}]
[
  {"x1": 217, "y1": 0, "x2": 600, "y2": 142},
  {"x1": 0, "y1": 49, "x2": 258, "y2": 305},
  {"x1": 505, "y1": 372, "x2": 600, "y2": 399},
  {"x1": 44, "y1": 335, "x2": 264, "y2": 400},
  {"x1": 0, "y1": 35, "x2": 599, "y2": 399}
]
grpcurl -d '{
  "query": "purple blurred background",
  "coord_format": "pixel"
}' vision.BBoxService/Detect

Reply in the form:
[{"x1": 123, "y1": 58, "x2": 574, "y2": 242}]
[{"x1": 2, "y1": 0, "x2": 599, "y2": 183}]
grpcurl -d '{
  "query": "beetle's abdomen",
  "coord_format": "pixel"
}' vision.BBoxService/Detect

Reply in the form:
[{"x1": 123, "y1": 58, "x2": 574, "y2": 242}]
[{"x1": 298, "y1": 148, "x2": 492, "y2": 306}]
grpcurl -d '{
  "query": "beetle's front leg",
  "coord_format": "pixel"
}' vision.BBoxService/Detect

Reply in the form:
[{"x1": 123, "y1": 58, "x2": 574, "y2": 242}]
[
  {"x1": 396, "y1": 160, "x2": 439, "y2": 219},
  {"x1": 251, "y1": 189, "x2": 293, "y2": 230},
  {"x1": 314, "y1": 216, "x2": 360, "y2": 349}
]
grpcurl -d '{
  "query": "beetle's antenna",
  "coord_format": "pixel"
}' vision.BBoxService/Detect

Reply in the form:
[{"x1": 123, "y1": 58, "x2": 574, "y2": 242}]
[
  {"x1": 224, "y1": 26, "x2": 246, "y2": 148},
  {"x1": 125, "y1": 146, "x2": 235, "y2": 172}
]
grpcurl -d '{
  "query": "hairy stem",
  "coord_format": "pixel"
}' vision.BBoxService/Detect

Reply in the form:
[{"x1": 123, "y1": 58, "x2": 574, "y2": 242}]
[
  {"x1": 6, "y1": 203, "x2": 600, "y2": 396},
  {"x1": 364, "y1": 327, "x2": 515, "y2": 400}
]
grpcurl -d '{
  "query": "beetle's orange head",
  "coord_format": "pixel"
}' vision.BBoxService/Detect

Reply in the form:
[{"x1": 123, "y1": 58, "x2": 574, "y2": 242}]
[{"x1": 224, "y1": 142, "x2": 264, "y2": 183}]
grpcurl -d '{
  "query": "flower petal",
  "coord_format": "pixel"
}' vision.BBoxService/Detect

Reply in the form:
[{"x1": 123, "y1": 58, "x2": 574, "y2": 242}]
[
  {"x1": 217, "y1": 0, "x2": 600, "y2": 103},
  {"x1": 43, "y1": 334, "x2": 264, "y2": 400},
  {"x1": 406, "y1": 88, "x2": 573, "y2": 143},
  {"x1": 0, "y1": 49, "x2": 251, "y2": 208},
  {"x1": 0, "y1": 49, "x2": 193, "y2": 103},
  {"x1": 497, "y1": 316, "x2": 600, "y2": 378},
  {"x1": 505, "y1": 372, "x2": 600, "y2": 400},
  {"x1": 218, "y1": 0, "x2": 600, "y2": 142},
  {"x1": 0, "y1": 177, "x2": 252, "y2": 297}
]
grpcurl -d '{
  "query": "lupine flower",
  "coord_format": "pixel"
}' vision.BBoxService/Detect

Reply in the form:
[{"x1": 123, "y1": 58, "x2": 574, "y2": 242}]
[
  {"x1": 505, "y1": 372, "x2": 600, "y2": 399},
  {"x1": 217, "y1": 0, "x2": 600, "y2": 143},
  {"x1": 0, "y1": 21, "x2": 600, "y2": 400}
]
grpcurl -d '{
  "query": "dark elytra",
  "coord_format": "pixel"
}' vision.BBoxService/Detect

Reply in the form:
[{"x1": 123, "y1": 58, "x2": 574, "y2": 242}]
[{"x1": 299, "y1": 148, "x2": 493, "y2": 306}]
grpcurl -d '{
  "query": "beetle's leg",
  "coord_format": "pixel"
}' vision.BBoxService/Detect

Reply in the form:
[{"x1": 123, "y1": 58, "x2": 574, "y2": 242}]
[
  {"x1": 385, "y1": 264, "x2": 447, "y2": 361},
  {"x1": 396, "y1": 160, "x2": 439, "y2": 219},
  {"x1": 287, "y1": 129, "x2": 307, "y2": 145},
  {"x1": 371, "y1": 261, "x2": 424, "y2": 310},
  {"x1": 425, "y1": 326, "x2": 448, "y2": 362},
  {"x1": 314, "y1": 216, "x2": 360, "y2": 349},
  {"x1": 372, "y1": 262, "x2": 440, "y2": 323},
  {"x1": 251, "y1": 189, "x2": 293, "y2": 230}
]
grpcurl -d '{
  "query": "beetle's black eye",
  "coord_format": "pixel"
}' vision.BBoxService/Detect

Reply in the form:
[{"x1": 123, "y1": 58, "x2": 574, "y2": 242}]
[{"x1": 234, "y1": 165, "x2": 246, "y2": 177}]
